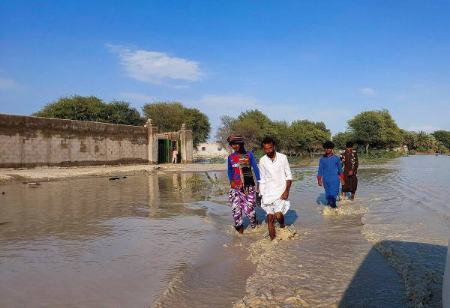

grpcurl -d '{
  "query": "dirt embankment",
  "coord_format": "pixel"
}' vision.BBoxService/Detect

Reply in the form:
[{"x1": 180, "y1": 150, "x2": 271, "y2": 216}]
[{"x1": 0, "y1": 163, "x2": 227, "y2": 185}]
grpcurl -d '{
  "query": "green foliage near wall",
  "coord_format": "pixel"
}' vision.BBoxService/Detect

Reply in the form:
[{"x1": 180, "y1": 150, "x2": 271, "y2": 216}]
[
  {"x1": 33, "y1": 96, "x2": 144, "y2": 126},
  {"x1": 142, "y1": 101, "x2": 210, "y2": 147},
  {"x1": 103, "y1": 101, "x2": 145, "y2": 125}
]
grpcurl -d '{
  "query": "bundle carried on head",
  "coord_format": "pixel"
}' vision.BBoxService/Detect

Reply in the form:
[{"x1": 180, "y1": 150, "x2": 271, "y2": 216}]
[{"x1": 227, "y1": 135, "x2": 244, "y2": 145}]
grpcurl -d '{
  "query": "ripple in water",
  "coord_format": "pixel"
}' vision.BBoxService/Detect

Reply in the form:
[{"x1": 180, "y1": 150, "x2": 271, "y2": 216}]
[{"x1": 1, "y1": 156, "x2": 449, "y2": 307}]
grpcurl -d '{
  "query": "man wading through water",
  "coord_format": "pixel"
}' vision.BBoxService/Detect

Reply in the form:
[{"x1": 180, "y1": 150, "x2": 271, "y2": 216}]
[
  {"x1": 340, "y1": 141, "x2": 359, "y2": 200},
  {"x1": 227, "y1": 135, "x2": 261, "y2": 234},
  {"x1": 259, "y1": 137, "x2": 293, "y2": 240},
  {"x1": 317, "y1": 141, "x2": 344, "y2": 208}
]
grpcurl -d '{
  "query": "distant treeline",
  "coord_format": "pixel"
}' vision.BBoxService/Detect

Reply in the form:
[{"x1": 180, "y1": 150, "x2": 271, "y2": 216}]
[
  {"x1": 215, "y1": 110, "x2": 330, "y2": 155},
  {"x1": 216, "y1": 109, "x2": 450, "y2": 155},
  {"x1": 33, "y1": 95, "x2": 450, "y2": 154}
]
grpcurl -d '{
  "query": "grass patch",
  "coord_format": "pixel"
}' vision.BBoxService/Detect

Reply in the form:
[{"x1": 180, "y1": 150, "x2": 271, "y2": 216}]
[
  {"x1": 193, "y1": 156, "x2": 226, "y2": 164},
  {"x1": 288, "y1": 155, "x2": 320, "y2": 167},
  {"x1": 358, "y1": 150, "x2": 405, "y2": 164}
]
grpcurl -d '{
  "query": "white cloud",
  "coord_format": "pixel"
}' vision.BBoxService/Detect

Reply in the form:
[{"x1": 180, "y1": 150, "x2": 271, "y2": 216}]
[
  {"x1": 108, "y1": 44, "x2": 203, "y2": 85},
  {"x1": 0, "y1": 77, "x2": 17, "y2": 91},
  {"x1": 119, "y1": 92, "x2": 154, "y2": 103},
  {"x1": 360, "y1": 87, "x2": 376, "y2": 97}
]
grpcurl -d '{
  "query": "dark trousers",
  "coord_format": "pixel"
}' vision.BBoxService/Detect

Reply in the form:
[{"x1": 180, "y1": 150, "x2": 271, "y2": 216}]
[{"x1": 327, "y1": 196, "x2": 337, "y2": 208}]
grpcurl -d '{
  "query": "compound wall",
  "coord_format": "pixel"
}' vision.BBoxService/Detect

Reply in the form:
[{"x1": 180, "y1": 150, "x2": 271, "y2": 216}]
[{"x1": 0, "y1": 114, "x2": 148, "y2": 168}]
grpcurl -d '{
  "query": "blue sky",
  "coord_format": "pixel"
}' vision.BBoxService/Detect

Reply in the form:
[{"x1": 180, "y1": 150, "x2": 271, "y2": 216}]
[{"x1": 1, "y1": 0, "x2": 449, "y2": 137}]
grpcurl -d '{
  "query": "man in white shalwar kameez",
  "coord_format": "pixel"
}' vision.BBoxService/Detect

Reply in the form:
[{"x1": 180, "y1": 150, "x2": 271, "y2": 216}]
[{"x1": 259, "y1": 137, "x2": 293, "y2": 240}]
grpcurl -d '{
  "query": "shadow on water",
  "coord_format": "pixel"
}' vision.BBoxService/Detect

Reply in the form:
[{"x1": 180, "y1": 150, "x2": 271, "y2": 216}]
[
  {"x1": 253, "y1": 207, "x2": 298, "y2": 227},
  {"x1": 316, "y1": 192, "x2": 328, "y2": 205},
  {"x1": 284, "y1": 209, "x2": 299, "y2": 225},
  {"x1": 339, "y1": 240, "x2": 448, "y2": 308}
]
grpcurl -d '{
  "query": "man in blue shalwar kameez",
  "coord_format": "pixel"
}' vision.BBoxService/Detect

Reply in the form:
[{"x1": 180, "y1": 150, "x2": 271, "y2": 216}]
[{"x1": 317, "y1": 141, "x2": 344, "y2": 208}]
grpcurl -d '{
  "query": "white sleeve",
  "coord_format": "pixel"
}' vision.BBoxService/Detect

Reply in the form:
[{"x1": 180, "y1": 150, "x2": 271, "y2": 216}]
[
  {"x1": 258, "y1": 158, "x2": 266, "y2": 195},
  {"x1": 284, "y1": 155, "x2": 293, "y2": 181}
]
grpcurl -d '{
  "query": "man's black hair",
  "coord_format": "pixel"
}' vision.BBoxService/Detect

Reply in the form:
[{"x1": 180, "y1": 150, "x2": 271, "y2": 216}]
[
  {"x1": 323, "y1": 140, "x2": 335, "y2": 149},
  {"x1": 346, "y1": 141, "x2": 354, "y2": 148},
  {"x1": 261, "y1": 136, "x2": 276, "y2": 147}
]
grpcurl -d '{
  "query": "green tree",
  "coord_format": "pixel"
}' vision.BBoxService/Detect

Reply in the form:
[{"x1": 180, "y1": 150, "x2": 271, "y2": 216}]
[
  {"x1": 215, "y1": 110, "x2": 272, "y2": 150},
  {"x1": 348, "y1": 111, "x2": 382, "y2": 153},
  {"x1": 333, "y1": 132, "x2": 355, "y2": 150},
  {"x1": 380, "y1": 111, "x2": 403, "y2": 148},
  {"x1": 348, "y1": 110, "x2": 402, "y2": 153},
  {"x1": 415, "y1": 131, "x2": 436, "y2": 152},
  {"x1": 184, "y1": 108, "x2": 211, "y2": 146},
  {"x1": 436, "y1": 141, "x2": 448, "y2": 154},
  {"x1": 231, "y1": 118, "x2": 262, "y2": 150},
  {"x1": 237, "y1": 110, "x2": 272, "y2": 132},
  {"x1": 216, "y1": 110, "x2": 331, "y2": 155},
  {"x1": 216, "y1": 115, "x2": 235, "y2": 147},
  {"x1": 270, "y1": 121, "x2": 290, "y2": 152},
  {"x1": 432, "y1": 130, "x2": 450, "y2": 150},
  {"x1": 33, "y1": 96, "x2": 144, "y2": 125},
  {"x1": 142, "y1": 101, "x2": 210, "y2": 147},
  {"x1": 219, "y1": 110, "x2": 291, "y2": 151},
  {"x1": 142, "y1": 102, "x2": 185, "y2": 131},
  {"x1": 33, "y1": 95, "x2": 106, "y2": 122},
  {"x1": 103, "y1": 101, "x2": 144, "y2": 125},
  {"x1": 401, "y1": 130, "x2": 419, "y2": 151},
  {"x1": 401, "y1": 130, "x2": 441, "y2": 153},
  {"x1": 233, "y1": 110, "x2": 294, "y2": 151},
  {"x1": 289, "y1": 120, "x2": 331, "y2": 155}
]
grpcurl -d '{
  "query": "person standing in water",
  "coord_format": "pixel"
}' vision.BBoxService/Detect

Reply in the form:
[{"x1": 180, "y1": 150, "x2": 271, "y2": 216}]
[
  {"x1": 172, "y1": 148, "x2": 178, "y2": 164},
  {"x1": 340, "y1": 141, "x2": 359, "y2": 200},
  {"x1": 317, "y1": 141, "x2": 343, "y2": 208},
  {"x1": 259, "y1": 137, "x2": 292, "y2": 240},
  {"x1": 227, "y1": 135, "x2": 261, "y2": 234}
]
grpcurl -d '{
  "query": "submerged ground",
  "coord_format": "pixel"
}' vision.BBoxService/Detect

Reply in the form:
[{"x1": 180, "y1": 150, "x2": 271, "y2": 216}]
[{"x1": 0, "y1": 155, "x2": 448, "y2": 307}]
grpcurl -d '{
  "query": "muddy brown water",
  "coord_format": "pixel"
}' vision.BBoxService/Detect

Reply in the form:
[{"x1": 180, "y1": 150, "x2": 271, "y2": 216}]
[
  {"x1": 0, "y1": 173, "x2": 254, "y2": 307},
  {"x1": 1, "y1": 155, "x2": 449, "y2": 307}
]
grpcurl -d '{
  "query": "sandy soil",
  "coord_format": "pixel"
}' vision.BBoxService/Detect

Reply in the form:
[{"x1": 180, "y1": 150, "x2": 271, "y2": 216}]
[{"x1": 0, "y1": 163, "x2": 226, "y2": 185}]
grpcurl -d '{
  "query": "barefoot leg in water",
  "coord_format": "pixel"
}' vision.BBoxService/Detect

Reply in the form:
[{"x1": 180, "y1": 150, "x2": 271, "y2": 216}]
[
  {"x1": 267, "y1": 214, "x2": 276, "y2": 240},
  {"x1": 235, "y1": 225, "x2": 244, "y2": 234},
  {"x1": 243, "y1": 186, "x2": 257, "y2": 228},
  {"x1": 229, "y1": 189, "x2": 245, "y2": 234},
  {"x1": 275, "y1": 212, "x2": 285, "y2": 228}
]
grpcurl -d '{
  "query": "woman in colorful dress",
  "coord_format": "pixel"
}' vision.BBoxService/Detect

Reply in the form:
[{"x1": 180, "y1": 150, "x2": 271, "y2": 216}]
[{"x1": 227, "y1": 135, "x2": 261, "y2": 234}]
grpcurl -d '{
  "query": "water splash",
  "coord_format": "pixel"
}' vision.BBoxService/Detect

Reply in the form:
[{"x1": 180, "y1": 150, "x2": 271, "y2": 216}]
[{"x1": 233, "y1": 226, "x2": 302, "y2": 307}]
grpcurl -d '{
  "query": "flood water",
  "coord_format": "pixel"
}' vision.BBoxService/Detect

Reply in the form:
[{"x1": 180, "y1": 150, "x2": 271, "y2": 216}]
[
  {"x1": 0, "y1": 173, "x2": 253, "y2": 307},
  {"x1": 0, "y1": 155, "x2": 449, "y2": 307}
]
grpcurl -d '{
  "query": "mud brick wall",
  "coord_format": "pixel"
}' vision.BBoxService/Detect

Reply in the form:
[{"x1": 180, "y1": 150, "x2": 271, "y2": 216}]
[{"x1": 0, "y1": 114, "x2": 148, "y2": 167}]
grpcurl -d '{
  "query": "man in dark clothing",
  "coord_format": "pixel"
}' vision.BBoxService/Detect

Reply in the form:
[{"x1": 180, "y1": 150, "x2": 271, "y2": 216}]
[{"x1": 340, "y1": 141, "x2": 359, "y2": 200}]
